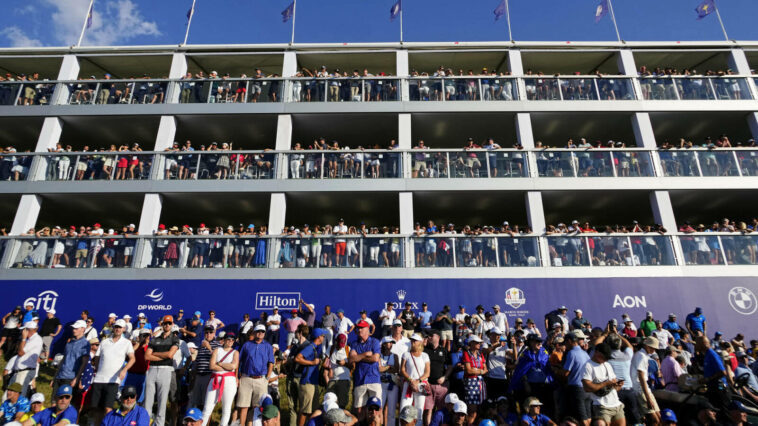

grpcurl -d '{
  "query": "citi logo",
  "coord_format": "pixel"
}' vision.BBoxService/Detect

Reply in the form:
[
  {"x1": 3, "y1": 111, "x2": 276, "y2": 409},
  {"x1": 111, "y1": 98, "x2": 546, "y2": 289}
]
[
  {"x1": 612, "y1": 295, "x2": 647, "y2": 308},
  {"x1": 145, "y1": 289, "x2": 165, "y2": 302},
  {"x1": 24, "y1": 290, "x2": 59, "y2": 312},
  {"x1": 256, "y1": 292, "x2": 300, "y2": 310}
]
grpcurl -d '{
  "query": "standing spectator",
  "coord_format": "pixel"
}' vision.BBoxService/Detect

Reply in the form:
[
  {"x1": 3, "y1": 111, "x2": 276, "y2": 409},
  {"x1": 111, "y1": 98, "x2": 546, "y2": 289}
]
[
  {"x1": 639, "y1": 312, "x2": 656, "y2": 338},
  {"x1": 686, "y1": 307, "x2": 707, "y2": 337},
  {"x1": 399, "y1": 303, "x2": 416, "y2": 338},
  {"x1": 581, "y1": 343, "x2": 625, "y2": 426},
  {"x1": 321, "y1": 306, "x2": 338, "y2": 352},
  {"x1": 90, "y1": 319, "x2": 135, "y2": 424},
  {"x1": 0, "y1": 306, "x2": 23, "y2": 359},
  {"x1": 143, "y1": 315, "x2": 180, "y2": 426},
  {"x1": 100, "y1": 386, "x2": 150, "y2": 426},
  {"x1": 661, "y1": 346, "x2": 685, "y2": 392},
  {"x1": 295, "y1": 329, "x2": 327, "y2": 426},
  {"x1": 662, "y1": 314, "x2": 684, "y2": 341},
  {"x1": 510, "y1": 334, "x2": 554, "y2": 417},
  {"x1": 335, "y1": 310, "x2": 355, "y2": 337},
  {"x1": 39, "y1": 310, "x2": 61, "y2": 362},
  {"x1": 189, "y1": 325, "x2": 220, "y2": 409},
  {"x1": 0, "y1": 382, "x2": 30, "y2": 424},
  {"x1": 266, "y1": 307, "x2": 282, "y2": 346},
  {"x1": 379, "y1": 302, "x2": 396, "y2": 337},
  {"x1": 356, "y1": 311, "x2": 376, "y2": 336},
  {"x1": 462, "y1": 335, "x2": 488, "y2": 422},
  {"x1": 604, "y1": 333, "x2": 640, "y2": 424},
  {"x1": 418, "y1": 303, "x2": 433, "y2": 331},
  {"x1": 21, "y1": 385, "x2": 78, "y2": 426},
  {"x1": 423, "y1": 329, "x2": 449, "y2": 425},
  {"x1": 484, "y1": 328, "x2": 508, "y2": 399},
  {"x1": 631, "y1": 337, "x2": 661, "y2": 424},
  {"x1": 652, "y1": 321, "x2": 674, "y2": 351},
  {"x1": 237, "y1": 324, "x2": 274, "y2": 426},
  {"x1": 13, "y1": 321, "x2": 42, "y2": 395},
  {"x1": 124, "y1": 329, "x2": 151, "y2": 403},
  {"x1": 239, "y1": 313, "x2": 254, "y2": 344},
  {"x1": 51, "y1": 320, "x2": 89, "y2": 398},
  {"x1": 560, "y1": 331, "x2": 591, "y2": 425},
  {"x1": 349, "y1": 320, "x2": 382, "y2": 421},
  {"x1": 299, "y1": 300, "x2": 316, "y2": 329},
  {"x1": 326, "y1": 333, "x2": 351, "y2": 408},
  {"x1": 201, "y1": 332, "x2": 239, "y2": 426},
  {"x1": 696, "y1": 335, "x2": 733, "y2": 415},
  {"x1": 400, "y1": 334, "x2": 430, "y2": 423},
  {"x1": 492, "y1": 305, "x2": 509, "y2": 336},
  {"x1": 284, "y1": 310, "x2": 306, "y2": 347},
  {"x1": 433, "y1": 306, "x2": 454, "y2": 352},
  {"x1": 571, "y1": 309, "x2": 588, "y2": 331}
]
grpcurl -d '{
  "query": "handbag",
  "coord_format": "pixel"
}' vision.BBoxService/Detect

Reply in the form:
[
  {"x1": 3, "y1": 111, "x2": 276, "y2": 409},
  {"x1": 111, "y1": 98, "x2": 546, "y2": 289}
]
[{"x1": 410, "y1": 353, "x2": 432, "y2": 396}]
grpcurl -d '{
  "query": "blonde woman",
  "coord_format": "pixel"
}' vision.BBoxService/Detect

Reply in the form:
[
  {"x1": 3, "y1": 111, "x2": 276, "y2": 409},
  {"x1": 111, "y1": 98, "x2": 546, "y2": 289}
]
[
  {"x1": 201, "y1": 332, "x2": 239, "y2": 426},
  {"x1": 400, "y1": 334, "x2": 430, "y2": 422}
]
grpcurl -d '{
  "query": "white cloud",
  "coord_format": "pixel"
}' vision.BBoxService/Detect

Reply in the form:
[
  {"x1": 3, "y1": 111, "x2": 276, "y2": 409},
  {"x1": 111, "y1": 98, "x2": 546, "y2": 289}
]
[
  {"x1": 43, "y1": 0, "x2": 161, "y2": 46},
  {"x1": 0, "y1": 26, "x2": 43, "y2": 47},
  {"x1": 14, "y1": 5, "x2": 36, "y2": 15}
]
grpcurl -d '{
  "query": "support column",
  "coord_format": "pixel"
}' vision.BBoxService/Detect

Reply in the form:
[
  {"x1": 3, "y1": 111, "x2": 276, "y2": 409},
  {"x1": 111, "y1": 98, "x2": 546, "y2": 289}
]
[
  {"x1": 397, "y1": 50, "x2": 409, "y2": 101},
  {"x1": 525, "y1": 191, "x2": 549, "y2": 267},
  {"x1": 150, "y1": 116, "x2": 178, "y2": 180},
  {"x1": 275, "y1": 115, "x2": 293, "y2": 179},
  {"x1": 1, "y1": 195, "x2": 42, "y2": 268},
  {"x1": 52, "y1": 55, "x2": 81, "y2": 105},
  {"x1": 507, "y1": 50, "x2": 526, "y2": 101},
  {"x1": 728, "y1": 49, "x2": 757, "y2": 100},
  {"x1": 29, "y1": 117, "x2": 64, "y2": 180},
  {"x1": 617, "y1": 49, "x2": 642, "y2": 100},
  {"x1": 399, "y1": 192, "x2": 414, "y2": 267},
  {"x1": 398, "y1": 113, "x2": 412, "y2": 178},
  {"x1": 748, "y1": 112, "x2": 758, "y2": 141},
  {"x1": 165, "y1": 53, "x2": 188, "y2": 104},
  {"x1": 650, "y1": 191, "x2": 684, "y2": 265},
  {"x1": 515, "y1": 113, "x2": 537, "y2": 177},
  {"x1": 630, "y1": 112, "x2": 663, "y2": 176},
  {"x1": 133, "y1": 194, "x2": 164, "y2": 267},
  {"x1": 282, "y1": 51, "x2": 298, "y2": 102},
  {"x1": 268, "y1": 193, "x2": 287, "y2": 267}
]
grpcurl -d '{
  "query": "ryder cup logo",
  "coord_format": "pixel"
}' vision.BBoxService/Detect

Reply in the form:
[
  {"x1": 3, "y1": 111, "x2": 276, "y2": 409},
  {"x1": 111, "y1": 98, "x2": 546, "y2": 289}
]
[
  {"x1": 504, "y1": 288, "x2": 526, "y2": 309},
  {"x1": 145, "y1": 289, "x2": 164, "y2": 303},
  {"x1": 24, "y1": 290, "x2": 58, "y2": 312},
  {"x1": 728, "y1": 287, "x2": 757, "y2": 315}
]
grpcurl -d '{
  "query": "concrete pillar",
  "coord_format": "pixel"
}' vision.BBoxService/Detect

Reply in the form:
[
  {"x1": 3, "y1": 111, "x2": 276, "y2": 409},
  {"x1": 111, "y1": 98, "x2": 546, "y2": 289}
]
[
  {"x1": 515, "y1": 113, "x2": 537, "y2": 177},
  {"x1": 748, "y1": 112, "x2": 758, "y2": 141},
  {"x1": 275, "y1": 115, "x2": 293, "y2": 179},
  {"x1": 728, "y1": 49, "x2": 757, "y2": 100},
  {"x1": 398, "y1": 113, "x2": 412, "y2": 178},
  {"x1": 1, "y1": 195, "x2": 43, "y2": 267},
  {"x1": 165, "y1": 53, "x2": 188, "y2": 104},
  {"x1": 399, "y1": 192, "x2": 414, "y2": 267},
  {"x1": 617, "y1": 49, "x2": 642, "y2": 99},
  {"x1": 52, "y1": 55, "x2": 81, "y2": 105},
  {"x1": 134, "y1": 194, "x2": 163, "y2": 267},
  {"x1": 630, "y1": 112, "x2": 663, "y2": 176},
  {"x1": 282, "y1": 51, "x2": 298, "y2": 77},
  {"x1": 29, "y1": 117, "x2": 64, "y2": 181},
  {"x1": 397, "y1": 50, "x2": 409, "y2": 101},
  {"x1": 649, "y1": 190, "x2": 685, "y2": 265},
  {"x1": 525, "y1": 191, "x2": 549, "y2": 267},
  {"x1": 268, "y1": 193, "x2": 287, "y2": 267},
  {"x1": 507, "y1": 50, "x2": 526, "y2": 100},
  {"x1": 150, "y1": 116, "x2": 178, "y2": 180}
]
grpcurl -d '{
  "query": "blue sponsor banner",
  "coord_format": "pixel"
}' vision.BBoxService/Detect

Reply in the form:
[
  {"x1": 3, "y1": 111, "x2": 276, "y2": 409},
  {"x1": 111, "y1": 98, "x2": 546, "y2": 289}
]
[{"x1": 4, "y1": 277, "x2": 757, "y2": 348}]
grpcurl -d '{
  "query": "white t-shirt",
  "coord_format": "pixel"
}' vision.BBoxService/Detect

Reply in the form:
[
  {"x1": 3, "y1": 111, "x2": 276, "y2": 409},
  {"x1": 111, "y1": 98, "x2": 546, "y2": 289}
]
[
  {"x1": 630, "y1": 350, "x2": 649, "y2": 393},
  {"x1": 379, "y1": 309, "x2": 396, "y2": 327},
  {"x1": 240, "y1": 320, "x2": 254, "y2": 335},
  {"x1": 267, "y1": 314, "x2": 281, "y2": 332},
  {"x1": 334, "y1": 225, "x2": 348, "y2": 243},
  {"x1": 94, "y1": 336, "x2": 135, "y2": 384},
  {"x1": 486, "y1": 345, "x2": 508, "y2": 379},
  {"x1": 206, "y1": 318, "x2": 223, "y2": 330},
  {"x1": 336, "y1": 317, "x2": 354, "y2": 335},
  {"x1": 582, "y1": 360, "x2": 622, "y2": 408},
  {"x1": 330, "y1": 348, "x2": 351, "y2": 381},
  {"x1": 356, "y1": 317, "x2": 374, "y2": 328},
  {"x1": 16, "y1": 333, "x2": 42, "y2": 369},
  {"x1": 652, "y1": 330, "x2": 672, "y2": 349},
  {"x1": 173, "y1": 340, "x2": 191, "y2": 369},
  {"x1": 493, "y1": 312, "x2": 508, "y2": 333},
  {"x1": 402, "y1": 352, "x2": 430, "y2": 380},
  {"x1": 455, "y1": 313, "x2": 467, "y2": 325},
  {"x1": 391, "y1": 336, "x2": 411, "y2": 358}
]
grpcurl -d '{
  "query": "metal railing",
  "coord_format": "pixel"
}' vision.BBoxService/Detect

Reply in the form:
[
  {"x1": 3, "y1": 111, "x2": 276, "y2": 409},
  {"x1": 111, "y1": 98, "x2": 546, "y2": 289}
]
[
  {"x1": 0, "y1": 153, "x2": 33, "y2": 181},
  {"x1": 275, "y1": 234, "x2": 405, "y2": 268},
  {"x1": 535, "y1": 148, "x2": 655, "y2": 177},
  {"x1": 409, "y1": 149, "x2": 528, "y2": 178},
  {"x1": 0, "y1": 81, "x2": 56, "y2": 106},
  {"x1": 284, "y1": 149, "x2": 402, "y2": 179},
  {"x1": 8, "y1": 235, "x2": 138, "y2": 269},
  {"x1": 523, "y1": 76, "x2": 636, "y2": 101},
  {"x1": 638, "y1": 75, "x2": 753, "y2": 101},
  {"x1": 407, "y1": 76, "x2": 518, "y2": 101},
  {"x1": 159, "y1": 151, "x2": 276, "y2": 180},
  {"x1": 678, "y1": 233, "x2": 758, "y2": 266},
  {"x1": 287, "y1": 77, "x2": 400, "y2": 102},
  {"x1": 27, "y1": 151, "x2": 154, "y2": 181},
  {"x1": 178, "y1": 78, "x2": 284, "y2": 104},
  {"x1": 545, "y1": 234, "x2": 676, "y2": 267},
  {"x1": 66, "y1": 79, "x2": 170, "y2": 105},
  {"x1": 411, "y1": 234, "x2": 540, "y2": 267},
  {"x1": 658, "y1": 148, "x2": 758, "y2": 177}
]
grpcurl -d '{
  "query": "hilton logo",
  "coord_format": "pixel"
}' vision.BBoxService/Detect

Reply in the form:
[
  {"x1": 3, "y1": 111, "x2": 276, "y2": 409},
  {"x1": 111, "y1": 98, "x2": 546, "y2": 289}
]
[{"x1": 256, "y1": 292, "x2": 301, "y2": 310}]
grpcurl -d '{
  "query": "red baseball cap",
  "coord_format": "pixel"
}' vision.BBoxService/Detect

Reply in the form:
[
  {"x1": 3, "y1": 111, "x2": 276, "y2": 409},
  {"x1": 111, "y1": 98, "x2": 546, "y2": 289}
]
[
  {"x1": 291, "y1": 309, "x2": 298, "y2": 314},
  {"x1": 200, "y1": 223, "x2": 206, "y2": 227},
  {"x1": 356, "y1": 320, "x2": 370, "y2": 328},
  {"x1": 158, "y1": 224, "x2": 166, "y2": 230},
  {"x1": 94, "y1": 223, "x2": 101, "y2": 228}
]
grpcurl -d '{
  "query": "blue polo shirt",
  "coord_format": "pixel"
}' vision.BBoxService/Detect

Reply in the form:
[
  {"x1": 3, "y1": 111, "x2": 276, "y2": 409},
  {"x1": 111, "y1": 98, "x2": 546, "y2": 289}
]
[
  {"x1": 31, "y1": 405, "x2": 78, "y2": 426},
  {"x1": 352, "y1": 336, "x2": 381, "y2": 386},
  {"x1": 703, "y1": 348, "x2": 727, "y2": 386},
  {"x1": 450, "y1": 350, "x2": 464, "y2": 380},
  {"x1": 100, "y1": 405, "x2": 150, "y2": 426},
  {"x1": 430, "y1": 408, "x2": 451, "y2": 426},
  {"x1": 239, "y1": 340, "x2": 274, "y2": 377},
  {"x1": 55, "y1": 336, "x2": 90, "y2": 380},
  {"x1": 418, "y1": 311, "x2": 433, "y2": 329},
  {"x1": 298, "y1": 341, "x2": 322, "y2": 385},
  {"x1": 685, "y1": 313, "x2": 706, "y2": 333},
  {"x1": 662, "y1": 320, "x2": 682, "y2": 341},
  {"x1": 521, "y1": 414, "x2": 553, "y2": 426},
  {"x1": 23, "y1": 310, "x2": 36, "y2": 324},
  {"x1": 563, "y1": 345, "x2": 590, "y2": 387}
]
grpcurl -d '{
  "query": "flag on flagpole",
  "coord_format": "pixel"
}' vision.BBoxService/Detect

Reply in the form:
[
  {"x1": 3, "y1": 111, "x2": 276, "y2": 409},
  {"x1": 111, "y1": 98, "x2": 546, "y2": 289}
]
[
  {"x1": 186, "y1": 6, "x2": 194, "y2": 22},
  {"x1": 594, "y1": 0, "x2": 609, "y2": 23},
  {"x1": 86, "y1": 3, "x2": 94, "y2": 28},
  {"x1": 493, "y1": 0, "x2": 506, "y2": 21},
  {"x1": 695, "y1": 0, "x2": 715, "y2": 20},
  {"x1": 282, "y1": 2, "x2": 294, "y2": 23},
  {"x1": 390, "y1": 0, "x2": 401, "y2": 22}
]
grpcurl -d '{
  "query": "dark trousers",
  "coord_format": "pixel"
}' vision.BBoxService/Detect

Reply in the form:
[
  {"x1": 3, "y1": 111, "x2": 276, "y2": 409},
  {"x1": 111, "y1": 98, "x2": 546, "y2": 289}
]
[
  {"x1": 618, "y1": 388, "x2": 642, "y2": 424},
  {"x1": 564, "y1": 385, "x2": 592, "y2": 421}
]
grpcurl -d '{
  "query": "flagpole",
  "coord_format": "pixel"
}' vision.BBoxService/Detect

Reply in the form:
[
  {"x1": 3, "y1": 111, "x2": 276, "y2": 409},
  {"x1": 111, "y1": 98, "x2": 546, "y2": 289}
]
[
  {"x1": 399, "y1": 2, "x2": 403, "y2": 43},
  {"x1": 713, "y1": 2, "x2": 729, "y2": 41},
  {"x1": 76, "y1": 0, "x2": 95, "y2": 47},
  {"x1": 606, "y1": 0, "x2": 622, "y2": 42},
  {"x1": 505, "y1": 0, "x2": 512, "y2": 42},
  {"x1": 290, "y1": 0, "x2": 297, "y2": 45},
  {"x1": 183, "y1": 0, "x2": 197, "y2": 46}
]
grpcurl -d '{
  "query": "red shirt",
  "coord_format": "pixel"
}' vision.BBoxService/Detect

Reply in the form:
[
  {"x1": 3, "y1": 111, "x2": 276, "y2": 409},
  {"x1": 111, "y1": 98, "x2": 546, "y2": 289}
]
[{"x1": 462, "y1": 350, "x2": 485, "y2": 378}]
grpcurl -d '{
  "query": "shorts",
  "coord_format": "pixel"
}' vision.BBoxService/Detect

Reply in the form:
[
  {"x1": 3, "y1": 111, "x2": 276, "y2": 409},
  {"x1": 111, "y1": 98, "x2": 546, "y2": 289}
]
[
  {"x1": 298, "y1": 383, "x2": 316, "y2": 414},
  {"x1": 123, "y1": 246, "x2": 134, "y2": 256},
  {"x1": 335, "y1": 242, "x2": 346, "y2": 256},
  {"x1": 467, "y1": 158, "x2": 481, "y2": 168},
  {"x1": 441, "y1": 330, "x2": 453, "y2": 341},
  {"x1": 237, "y1": 376, "x2": 268, "y2": 408},
  {"x1": 75, "y1": 249, "x2": 88, "y2": 259},
  {"x1": 251, "y1": 85, "x2": 262, "y2": 94},
  {"x1": 425, "y1": 240, "x2": 436, "y2": 254},
  {"x1": 424, "y1": 383, "x2": 448, "y2": 411},
  {"x1": 77, "y1": 162, "x2": 87, "y2": 171},
  {"x1": 354, "y1": 383, "x2": 382, "y2": 408},
  {"x1": 414, "y1": 161, "x2": 426, "y2": 171},
  {"x1": 636, "y1": 391, "x2": 659, "y2": 415},
  {"x1": 25, "y1": 87, "x2": 36, "y2": 99},
  {"x1": 593, "y1": 404, "x2": 625, "y2": 424},
  {"x1": 90, "y1": 382, "x2": 119, "y2": 409}
]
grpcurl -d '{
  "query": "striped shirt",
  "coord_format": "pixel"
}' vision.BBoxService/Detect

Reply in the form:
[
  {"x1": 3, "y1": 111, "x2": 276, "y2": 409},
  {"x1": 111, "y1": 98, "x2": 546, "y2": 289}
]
[{"x1": 194, "y1": 340, "x2": 221, "y2": 375}]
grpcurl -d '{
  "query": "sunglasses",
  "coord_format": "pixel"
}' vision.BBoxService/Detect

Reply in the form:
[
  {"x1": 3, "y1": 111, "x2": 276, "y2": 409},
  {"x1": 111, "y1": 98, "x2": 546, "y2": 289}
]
[
  {"x1": 122, "y1": 394, "x2": 137, "y2": 400},
  {"x1": 368, "y1": 406, "x2": 381, "y2": 411},
  {"x1": 57, "y1": 395, "x2": 72, "y2": 400}
]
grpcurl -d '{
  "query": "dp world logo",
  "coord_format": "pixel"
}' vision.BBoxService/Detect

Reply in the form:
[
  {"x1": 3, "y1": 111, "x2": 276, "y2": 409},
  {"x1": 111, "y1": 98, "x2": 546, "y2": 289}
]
[
  {"x1": 728, "y1": 287, "x2": 757, "y2": 315},
  {"x1": 504, "y1": 288, "x2": 526, "y2": 309},
  {"x1": 145, "y1": 289, "x2": 165, "y2": 303}
]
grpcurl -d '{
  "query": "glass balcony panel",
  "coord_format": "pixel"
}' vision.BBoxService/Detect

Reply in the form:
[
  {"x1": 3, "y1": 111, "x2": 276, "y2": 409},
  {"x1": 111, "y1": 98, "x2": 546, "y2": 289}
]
[
  {"x1": 497, "y1": 237, "x2": 540, "y2": 266},
  {"x1": 546, "y1": 236, "x2": 590, "y2": 266},
  {"x1": 161, "y1": 152, "x2": 275, "y2": 180},
  {"x1": 676, "y1": 78, "x2": 715, "y2": 100},
  {"x1": 0, "y1": 153, "x2": 32, "y2": 181},
  {"x1": 0, "y1": 81, "x2": 55, "y2": 105},
  {"x1": 735, "y1": 150, "x2": 758, "y2": 176},
  {"x1": 536, "y1": 151, "x2": 577, "y2": 177},
  {"x1": 288, "y1": 151, "x2": 401, "y2": 179},
  {"x1": 453, "y1": 236, "x2": 499, "y2": 267},
  {"x1": 488, "y1": 151, "x2": 528, "y2": 177},
  {"x1": 524, "y1": 78, "x2": 561, "y2": 100},
  {"x1": 597, "y1": 78, "x2": 635, "y2": 100},
  {"x1": 11, "y1": 237, "x2": 135, "y2": 268},
  {"x1": 658, "y1": 150, "x2": 700, "y2": 177},
  {"x1": 362, "y1": 235, "x2": 404, "y2": 267},
  {"x1": 560, "y1": 78, "x2": 597, "y2": 100},
  {"x1": 696, "y1": 150, "x2": 740, "y2": 176},
  {"x1": 680, "y1": 235, "x2": 725, "y2": 265},
  {"x1": 38, "y1": 153, "x2": 153, "y2": 181},
  {"x1": 484, "y1": 77, "x2": 517, "y2": 101},
  {"x1": 639, "y1": 77, "x2": 678, "y2": 100},
  {"x1": 710, "y1": 78, "x2": 752, "y2": 100}
]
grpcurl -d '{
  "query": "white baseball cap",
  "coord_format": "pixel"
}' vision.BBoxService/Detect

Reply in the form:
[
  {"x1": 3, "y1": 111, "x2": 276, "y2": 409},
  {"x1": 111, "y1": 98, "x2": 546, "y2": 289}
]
[
  {"x1": 138, "y1": 313, "x2": 146, "y2": 318},
  {"x1": 410, "y1": 333, "x2": 423, "y2": 341},
  {"x1": 323, "y1": 400, "x2": 339, "y2": 413},
  {"x1": 381, "y1": 336, "x2": 396, "y2": 344},
  {"x1": 253, "y1": 324, "x2": 266, "y2": 332},
  {"x1": 24, "y1": 302, "x2": 34, "y2": 308},
  {"x1": 108, "y1": 313, "x2": 117, "y2": 318},
  {"x1": 21, "y1": 321, "x2": 38, "y2": 329},
  {"x1": 123, "y1": 314, "x2": 132, "y2": 319},
  {"x1": 71, "y1": 320, "x2": 87, "y2": 329},
  {"x1": 392, "y1": 319, "x2": 402, "y2": 326},
  {"x1": 187, "y1": 342, "x2": 197, "y2": 349},
  {"x1": 139, "y1": 329, "x2": 152, "y2": 335},
  {"x1": 453, "y1": 401, "x2": 468, "y2": 414},
  {"x1": 47, "y1": 309, "x2": 56, "y2": 315},
  {"x1": 574, "y1": 309, "x2": 583, "y2": 314},
  {"x1": 114, "y1": 319, "x2": 126, "y2": 328},
  {"x1": 323, "y1": 392, "x2": 338, "y2": 405},
  {"x1": 444, "y1": 393, "x2": 459, "y2": 404},
  {"x1": 30, "y1": 393, "x2": 45, "y2": 404}
]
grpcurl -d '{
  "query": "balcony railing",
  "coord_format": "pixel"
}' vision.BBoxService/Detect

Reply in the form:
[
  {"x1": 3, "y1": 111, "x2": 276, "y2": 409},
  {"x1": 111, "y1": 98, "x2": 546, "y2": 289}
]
[
  {"x1": 407, "y1": 76, "x2": 518, "y2": 101},
  {"x1": 6, "y1": 148, "x2": 758, "y2": 183},
  {"x1": 639, "y1": 76, "x2": 753, "y2": 101},
  {"x1": 0, "y1": 81, "x2": 56, "y2": 106},
  {"x1": 524, "y1": 76, "x2": 635, "y2": 100},
  {"x1": 4, "y1": 234, "x2": 758, "y2": 269},
  {"x1": 288, "y1": 77, "x2": 400, "y2": 102},
  {"x1": 178, "y1": 78, "x2": 284, "y2": 104},
  {"x1": 66, "y1": 79, "x2": 170, "y2": 105}
]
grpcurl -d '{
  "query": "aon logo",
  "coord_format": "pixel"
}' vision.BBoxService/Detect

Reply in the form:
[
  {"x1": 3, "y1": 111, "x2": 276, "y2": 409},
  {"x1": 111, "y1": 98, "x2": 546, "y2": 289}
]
[{"x1": 612, "y1": 295, "x2": 647, "y2": 308}]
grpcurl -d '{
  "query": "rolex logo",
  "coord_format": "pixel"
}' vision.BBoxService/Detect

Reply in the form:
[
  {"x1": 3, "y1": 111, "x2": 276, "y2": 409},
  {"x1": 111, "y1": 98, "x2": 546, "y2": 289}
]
[{"x1": 396, "y1": 290, "x2": 406, "y2": 301}]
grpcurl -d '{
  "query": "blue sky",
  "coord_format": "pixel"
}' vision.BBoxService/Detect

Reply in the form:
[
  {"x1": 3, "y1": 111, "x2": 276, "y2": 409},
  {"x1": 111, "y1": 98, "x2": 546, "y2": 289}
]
[{"x1": 1, "y1": 0, "x2": 757, "y2": 47}]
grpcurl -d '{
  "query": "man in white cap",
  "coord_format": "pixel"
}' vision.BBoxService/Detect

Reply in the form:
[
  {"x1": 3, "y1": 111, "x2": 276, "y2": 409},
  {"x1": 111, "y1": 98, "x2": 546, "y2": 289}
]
[
  {"x1": 101, "y1": 313, "x2": 117, "y2": 339},
  {"x1": 13, "y1": 321, "x2": 42, "y2": 394},
  {"x1": 631, "y1": 336, "x2": 661, "y2": 424},
  {"x1": 450, "y1": 401, "x2": 467, "y2": 426},
  {"x1": 39, "y1": 310, "x2": 61, "y2": 362},
  {"x1": 122, "y1": 314, "x2": 133, "y2": 338},
  {"x1": 571, "y1": 309, "x2": 588, "y2": 331},
  {"x1": 491, "y1": 305, "x2": 509, "y2": 336},
  {"x1": 430, "y1": 393, "x2": 458, "y2": 426},
  {"x1": 90, "y1": 319, "x2": 135, "y2": 425},
  {"x1": 52, "y1": 320, "x2": 90, "y2": 397}
]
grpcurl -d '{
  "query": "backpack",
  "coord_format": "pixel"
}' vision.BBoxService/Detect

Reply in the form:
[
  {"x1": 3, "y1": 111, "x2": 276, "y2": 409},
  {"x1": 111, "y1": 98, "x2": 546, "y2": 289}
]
[{"x1": 284, "y1": 341, "x2": 306, "y2": 377}]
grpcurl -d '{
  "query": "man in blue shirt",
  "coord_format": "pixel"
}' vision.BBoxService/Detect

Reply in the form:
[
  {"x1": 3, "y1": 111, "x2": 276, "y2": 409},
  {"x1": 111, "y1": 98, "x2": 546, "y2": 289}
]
[
  {"x1": 1, "y1": 383, "x2": 30, "y2": 424},
  {"x1": 52, "y1": 320, "x2": 90, "y2": 398},
  {"x1": 662, "y1": 314, "x2": 684, "y2": 341},
  {"x1": 100, "y1": 386, "x2": 150, "y2": 426},
  {"x1": 418, "y1": 303, "x2": 433, "y2": 331},
  {"x1": 430, "y1": 393, "x2": 458, "y2": 426},
  {"x1": 237, "y1": 324, "x2": 274, "y2": 426},
  {"x1": 295, "y1": 329, "x2": 327, "y2": 426},
  {"x1": 348, "y1": 320, "x2": 381, "y2": 421},
  {"x1": 560, "y1": 330, "x2": 591, "y2": 425},
  {"x1": 22, "y1": 385, "x2": 78, "y2": 426},
  {"x1": 696, "y1": 335, "x2": 733, "y2": 415},
  {"x1": 686, "y1": 307, "x2": 707, "y2": 337},
  {"x1": 733, "y1": 351, "x2": 758, "y2": 400},
  {"x1": 22, "y1": 302, "x2": 36, "y2": 324}
]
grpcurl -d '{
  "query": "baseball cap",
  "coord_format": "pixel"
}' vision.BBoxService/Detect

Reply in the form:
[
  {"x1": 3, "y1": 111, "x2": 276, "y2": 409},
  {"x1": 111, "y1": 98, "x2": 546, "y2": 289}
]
[
  {"x1": 56, "y1": 384, "x2": 73, "y2": 397},
  {"x1": 559, "y1": 305, "x2": 567, "y2": 310},
  {"x1": 392, "y1": 319, "x2": 403, "y2": 326},
  {"x1": 729, "y1": 401, "x2": 748, "y2": 412},
  {"x1": 22, "y1": 321, "x2": 38, "y2": 330},
  {"x1": 114, "y1": 319, "x2": 126, "y2": 328},
  {"x1": 452, "y1": 401, "x2": 468, "y2": 415},
  {"x1": 409, "y1": 333, "x2": 423, "y2": 341},
  {"x1": 71, "y1": 320, "x2": 87, "y2": 329},
  {"x1": 313, "y1": 328, "x2": 327, "y2": 339},
  {"x1": 669, "y1": 313, "x2": 677, "y2": 318},
  {"x1": 24, "y1": 301, "x2": 34, "y2": 307},
  {"x1": 399, "y1": 406, "x2": 418, "y2": 422},
  {"x1": 138, "y1": 313, "x2": 146, "y2": 318},
  {"x1": 203, "y1": 324, "x2": 215, "y2": 331},
  {"x1": 337, "y1": 308, "x2": 344, "y2": 314},
  {"x1": 140, "y1": 328, "x2": 152, "y2": 335},
  {"x1": 194, "y1": 311, "x2": 202, "y2": 317},
  {"x1": 48, "y1": 309, "x2": 56, "y2": 315},
  {"x1": 367, "y1": 396, "x2": 382, "y2": 408},
  {"x1": 254, "y1": 324, "x2": 266, "y2": 332},
  {"x1": 524, "y1": 397, "x2": 543, "y2": 408},
  {"x1": 445, "y1": 393, "x2": 459, "y2": 404},
  {"x1": 161, "y1": 315, "x2": 174, "y2": 324},
  {"x1": 187, "y1": 342, "x2": 197, "y2": 349},
  {"x1": 323, "y1": 401, "x2": 339, "y2": 413},
  {"x1": 488, "y1": 327, "x2": 502, "y2": 335},
  {"x1": 184, "y1": 408, "x2": 203, "y2": 422},
  {"x1": 356, "y1": 320, "x2": 370, "y2": 328},
  {"x1": 643, "y1": 336, "x2": 659, "y2": 348},
  {"x1": 492, "y1": 304, "x2": 500, "y2": 309},
  {"x1": 468, "y1": 335, "x2": 483, "y2": 343},
  {"x1": 660, "y1": 409, "x2": 677, "y2": 423},
  {"x1": 291, "y1": 309, "x2": 299, "y2": 314},
  {"x1": 30, "y1": 393, "x2": 45, "y2": 404},
  {"x1": 381, "y1": 336, "x2": 396, "y2": 344},
  {"x1": 574, "y1": 309, "x2": 583, "y2": 314},
  {"x1": 121, "y1": 386, "x2": 138, "y2": 399},
  {"x1": 262, "y1": 405, "x2": 279, "y2": 420},
  {"x1": 259, "y1": 394, "x2": 273, "y2": 407},
  {"x1": 323, "y1": 392, "x2": 338, "y2": 405},
  {"x1": 325, "y1": 409, "x2": 350, "y2": 425}
]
